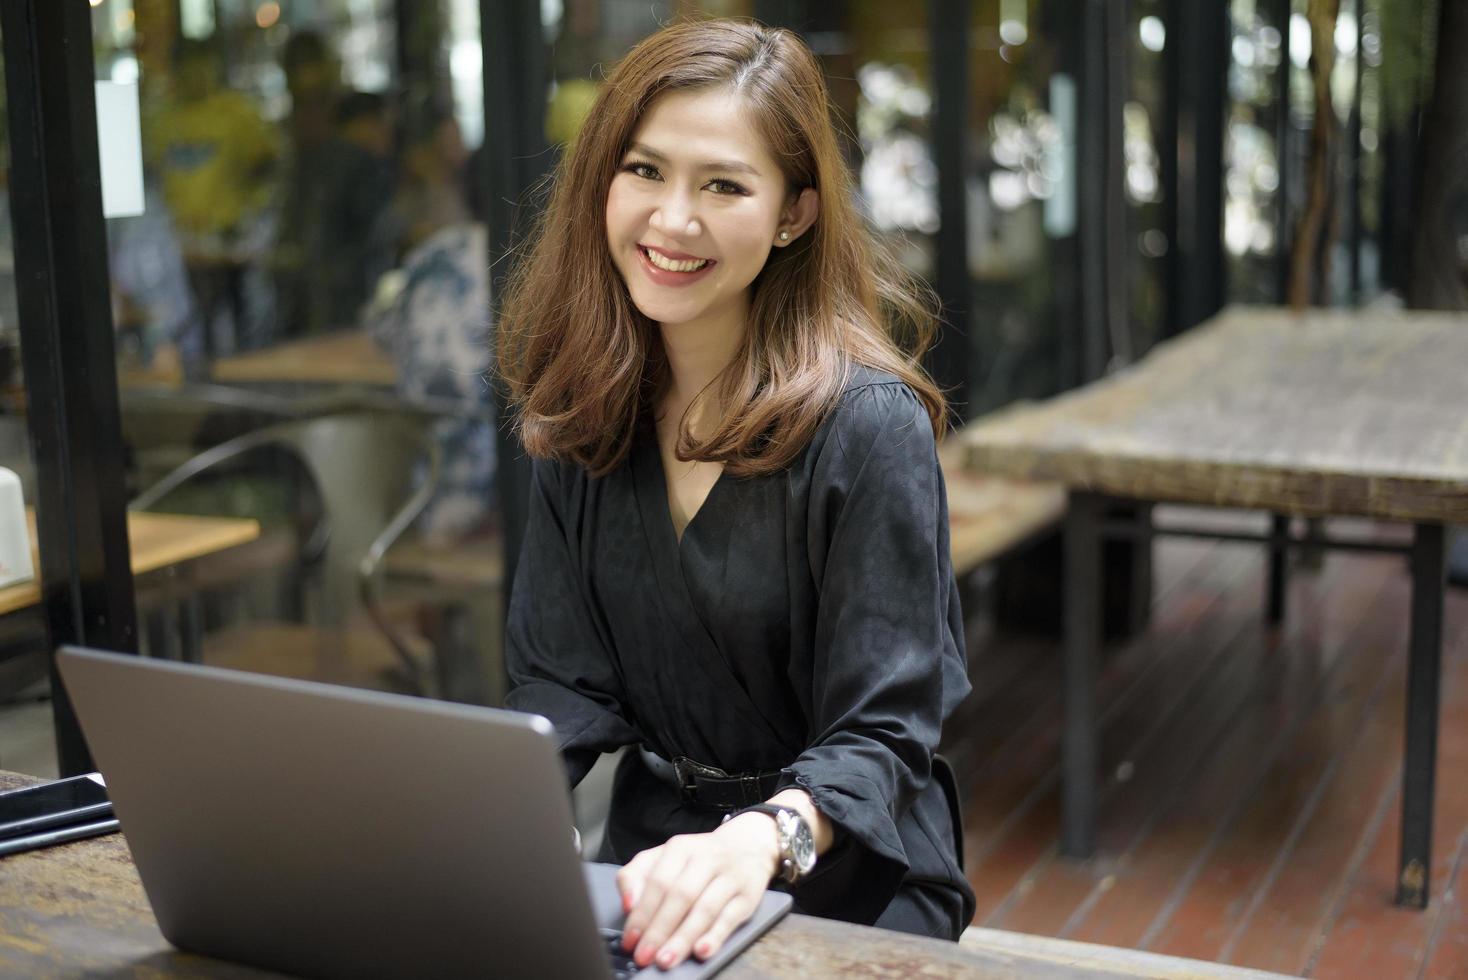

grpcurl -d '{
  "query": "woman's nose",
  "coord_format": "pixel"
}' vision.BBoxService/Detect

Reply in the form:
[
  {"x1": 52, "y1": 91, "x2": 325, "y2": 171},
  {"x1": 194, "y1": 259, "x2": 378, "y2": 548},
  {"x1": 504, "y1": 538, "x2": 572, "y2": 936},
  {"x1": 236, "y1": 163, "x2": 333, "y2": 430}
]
[{"x1": 649, "y1": 189, "x2": 701, "y2": 238}]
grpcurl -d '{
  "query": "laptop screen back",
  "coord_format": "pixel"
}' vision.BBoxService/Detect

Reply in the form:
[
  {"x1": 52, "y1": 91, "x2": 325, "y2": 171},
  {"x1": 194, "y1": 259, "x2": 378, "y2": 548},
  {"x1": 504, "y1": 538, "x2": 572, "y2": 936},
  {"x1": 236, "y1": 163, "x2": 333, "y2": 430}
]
[{"x1": 56, "y1": 646, "x2": 616, "y2": 980}]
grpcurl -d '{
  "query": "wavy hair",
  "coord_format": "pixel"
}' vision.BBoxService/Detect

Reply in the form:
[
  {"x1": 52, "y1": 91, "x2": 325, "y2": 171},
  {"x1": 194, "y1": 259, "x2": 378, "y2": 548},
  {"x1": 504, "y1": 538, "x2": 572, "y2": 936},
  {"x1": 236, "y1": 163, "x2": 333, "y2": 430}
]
[{"x1": 496, "y1": 19, "x2": 946, "y2": 477}]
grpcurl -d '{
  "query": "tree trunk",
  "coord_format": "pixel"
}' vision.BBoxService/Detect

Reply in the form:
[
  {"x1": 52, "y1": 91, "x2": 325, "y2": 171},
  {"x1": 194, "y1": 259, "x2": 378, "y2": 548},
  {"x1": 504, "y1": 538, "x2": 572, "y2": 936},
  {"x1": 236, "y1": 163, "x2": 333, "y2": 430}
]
[
  {"x1": 1407, "y1": 0, "x2": 1468, "y2": 310},
  {"x1": 1287, "y1": 0, "x2": 1341, "y2": 310}
]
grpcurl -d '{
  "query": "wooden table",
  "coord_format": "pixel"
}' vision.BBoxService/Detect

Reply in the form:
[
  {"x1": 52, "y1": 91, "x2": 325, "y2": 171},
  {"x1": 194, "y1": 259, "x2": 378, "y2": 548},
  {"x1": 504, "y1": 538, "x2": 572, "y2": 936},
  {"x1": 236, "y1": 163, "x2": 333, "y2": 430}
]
[
  {"x1": 0, "y1": 770, "x2": 1285, "y2": 978},
  {"x1": 0, "y1": 510, "x2": 261, "y2": 617},
  {"x1": 960, "y1": 305, "x2": 1468, "y2": 908},
  {"x1": 212, "y1": 330, "x2": 396, "y2": 387},
  {"x1": 118, "y1": 331, "x2": 397, "y2": 389}
]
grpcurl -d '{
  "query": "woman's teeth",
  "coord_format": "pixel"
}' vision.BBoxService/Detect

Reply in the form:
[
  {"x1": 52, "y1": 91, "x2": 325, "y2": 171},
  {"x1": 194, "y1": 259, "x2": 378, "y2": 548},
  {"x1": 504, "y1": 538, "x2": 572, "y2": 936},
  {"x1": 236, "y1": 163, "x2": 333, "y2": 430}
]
[{"x1": 644, "y1": 248, "x2": 709, "y2": 273}]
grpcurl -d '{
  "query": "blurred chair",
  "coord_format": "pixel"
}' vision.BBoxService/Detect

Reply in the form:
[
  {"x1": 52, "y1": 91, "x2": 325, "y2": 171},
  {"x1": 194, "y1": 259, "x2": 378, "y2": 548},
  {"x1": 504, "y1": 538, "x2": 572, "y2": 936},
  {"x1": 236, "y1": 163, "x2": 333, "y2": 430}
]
[
  {"x1": 374, "y1": 530, "x2": 506, "y2": 705},
  {"x1": 121, "y1": 384, "x2": 302, "y2": 487},
  {"x1": 130, "y1": 407, "x2": 442, "y2": 695},
  {"x1": 119, "y1": 384, "x2": 383, "y2": 490}
]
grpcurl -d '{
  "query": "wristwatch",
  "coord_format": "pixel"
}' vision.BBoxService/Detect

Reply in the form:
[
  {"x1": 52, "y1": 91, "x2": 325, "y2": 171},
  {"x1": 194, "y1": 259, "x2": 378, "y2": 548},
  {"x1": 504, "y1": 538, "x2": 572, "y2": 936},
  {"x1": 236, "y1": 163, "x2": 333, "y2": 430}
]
[{"x1": 734, "y1": 804, "x2": 816, "y2": 885}]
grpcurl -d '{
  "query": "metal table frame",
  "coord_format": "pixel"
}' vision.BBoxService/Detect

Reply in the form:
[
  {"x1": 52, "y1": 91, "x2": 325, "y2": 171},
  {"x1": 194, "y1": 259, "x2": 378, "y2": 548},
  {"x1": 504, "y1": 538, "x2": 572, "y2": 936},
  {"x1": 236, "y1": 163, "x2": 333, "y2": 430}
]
[{"x1": 1061, "y1": 490, "x2": 1446, "y2": 908}]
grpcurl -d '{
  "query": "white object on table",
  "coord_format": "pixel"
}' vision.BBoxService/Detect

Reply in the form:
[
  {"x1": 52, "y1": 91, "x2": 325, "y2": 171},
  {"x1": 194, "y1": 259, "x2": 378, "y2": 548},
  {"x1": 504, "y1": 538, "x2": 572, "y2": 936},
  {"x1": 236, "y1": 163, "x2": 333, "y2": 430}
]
[{"x1": 0, "y1": 466, "x2": 34, "y2": 589}]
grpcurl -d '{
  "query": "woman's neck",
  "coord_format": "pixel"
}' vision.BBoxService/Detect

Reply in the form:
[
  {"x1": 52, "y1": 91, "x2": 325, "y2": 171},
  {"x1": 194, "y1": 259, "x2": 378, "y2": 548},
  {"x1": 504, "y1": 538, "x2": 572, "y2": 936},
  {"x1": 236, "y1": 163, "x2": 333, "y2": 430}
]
[{"x1": 657, "y1": 300, "x2": 748, "y2": 432}]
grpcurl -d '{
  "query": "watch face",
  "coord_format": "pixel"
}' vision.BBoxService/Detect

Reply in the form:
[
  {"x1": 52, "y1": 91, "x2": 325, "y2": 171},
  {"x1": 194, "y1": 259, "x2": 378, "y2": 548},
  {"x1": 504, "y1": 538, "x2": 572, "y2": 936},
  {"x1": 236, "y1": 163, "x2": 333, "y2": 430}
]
[{"x1": 788, "y1": 816, "x2": 816, "y2": 873}]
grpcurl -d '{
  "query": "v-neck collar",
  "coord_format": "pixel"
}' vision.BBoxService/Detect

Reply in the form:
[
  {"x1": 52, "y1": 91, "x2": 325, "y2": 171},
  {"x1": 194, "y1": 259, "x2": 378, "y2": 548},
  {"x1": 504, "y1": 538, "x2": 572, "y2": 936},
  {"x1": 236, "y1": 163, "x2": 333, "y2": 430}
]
[
  {"x1": 640, "y1": 422, "x2": 728, "y2": 550},
  {"x1": 628, "y1": 430, "x2": 789, "y2": 749}
]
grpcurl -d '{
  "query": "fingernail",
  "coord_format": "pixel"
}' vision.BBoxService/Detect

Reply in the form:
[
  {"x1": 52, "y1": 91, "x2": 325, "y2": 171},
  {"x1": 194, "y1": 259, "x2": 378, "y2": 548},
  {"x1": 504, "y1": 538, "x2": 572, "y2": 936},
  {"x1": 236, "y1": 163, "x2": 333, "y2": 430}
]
[
  {"x1": 658, "y1": 951, "x2": 677, "y2": 969},
  {"x1": 635, "y1": 942, "x2": 653, "y2": 966},
  {"x1": 623, "y1": 929, "x2": 640, "y2": 950},
  {"x1": 695, "y1": 940, "x2": 711, "y2": 959}
]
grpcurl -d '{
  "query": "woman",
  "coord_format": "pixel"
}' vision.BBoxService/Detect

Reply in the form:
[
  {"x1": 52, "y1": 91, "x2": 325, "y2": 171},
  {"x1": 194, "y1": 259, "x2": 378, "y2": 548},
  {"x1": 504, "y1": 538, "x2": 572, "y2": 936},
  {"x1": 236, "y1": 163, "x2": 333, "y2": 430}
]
[{"x1": 497, "y1": 19, "x2": 975, "y2": 971}]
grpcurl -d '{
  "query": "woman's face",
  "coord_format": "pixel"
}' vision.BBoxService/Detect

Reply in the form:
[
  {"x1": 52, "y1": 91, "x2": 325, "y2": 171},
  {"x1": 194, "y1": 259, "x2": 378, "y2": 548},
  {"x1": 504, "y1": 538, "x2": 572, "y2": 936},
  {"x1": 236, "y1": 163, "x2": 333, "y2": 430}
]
[{"x1": 605, "y1": 88, "x2": 805, "y2": 331}]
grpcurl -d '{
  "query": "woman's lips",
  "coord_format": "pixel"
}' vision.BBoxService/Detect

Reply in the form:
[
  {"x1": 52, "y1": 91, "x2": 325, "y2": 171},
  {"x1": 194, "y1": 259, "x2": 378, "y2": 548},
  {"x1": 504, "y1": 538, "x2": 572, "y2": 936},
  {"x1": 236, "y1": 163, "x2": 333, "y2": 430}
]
[
  {"x1": 636, "y1": 246, "x2": 717, "y2": 287},
  {"x1": 641, "y1": 243, "x2": 707, "y2": 262}
]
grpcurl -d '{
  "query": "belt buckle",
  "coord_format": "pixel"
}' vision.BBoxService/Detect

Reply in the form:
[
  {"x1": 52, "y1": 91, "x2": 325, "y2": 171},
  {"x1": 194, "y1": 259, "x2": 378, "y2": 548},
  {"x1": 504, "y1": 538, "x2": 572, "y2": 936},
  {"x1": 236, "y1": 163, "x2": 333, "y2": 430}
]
[
  {"x1": 672, "y1": 756, "x2": 725, "y2": 805},
  {"x1": 670, "y1": 756, "x2": 700, "y2": 803}
]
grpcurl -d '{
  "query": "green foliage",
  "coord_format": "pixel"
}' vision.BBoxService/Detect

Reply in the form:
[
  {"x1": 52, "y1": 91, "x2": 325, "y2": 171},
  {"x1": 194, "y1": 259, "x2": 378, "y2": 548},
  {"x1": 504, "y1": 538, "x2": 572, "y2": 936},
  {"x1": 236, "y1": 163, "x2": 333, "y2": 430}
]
[{"x1": 1377, "y1": 0, "x2": 1439, "y2": 129}]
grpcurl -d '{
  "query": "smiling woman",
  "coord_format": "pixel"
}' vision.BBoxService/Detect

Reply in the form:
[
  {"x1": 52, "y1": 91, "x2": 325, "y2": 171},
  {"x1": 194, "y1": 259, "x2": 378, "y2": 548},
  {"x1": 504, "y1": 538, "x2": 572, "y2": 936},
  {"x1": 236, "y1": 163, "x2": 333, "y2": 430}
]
[
  {"x1": 497, "y1": 20, "x2": 944, "y2": 479},
  {"x1": 605, "y1": 87, "x2": 815, "y2": 355},
  {"x1": 495, "y1": 18, "x2": 974, "y2": 973}
]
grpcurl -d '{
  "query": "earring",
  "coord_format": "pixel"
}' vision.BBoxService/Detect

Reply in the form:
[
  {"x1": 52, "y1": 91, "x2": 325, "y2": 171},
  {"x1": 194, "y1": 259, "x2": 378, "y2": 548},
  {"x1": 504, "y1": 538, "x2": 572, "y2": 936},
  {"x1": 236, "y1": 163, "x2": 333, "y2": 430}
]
[{"x1": 778, "y1": 230, "x2": 790, "y2": 241}]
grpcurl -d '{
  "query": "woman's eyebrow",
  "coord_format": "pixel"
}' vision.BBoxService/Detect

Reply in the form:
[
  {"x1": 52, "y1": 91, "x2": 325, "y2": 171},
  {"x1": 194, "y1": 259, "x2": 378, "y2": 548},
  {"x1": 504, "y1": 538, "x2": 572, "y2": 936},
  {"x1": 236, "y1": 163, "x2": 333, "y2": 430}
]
[{"x1": 626, "y1": 142, "x2": 762, "y2": 178}]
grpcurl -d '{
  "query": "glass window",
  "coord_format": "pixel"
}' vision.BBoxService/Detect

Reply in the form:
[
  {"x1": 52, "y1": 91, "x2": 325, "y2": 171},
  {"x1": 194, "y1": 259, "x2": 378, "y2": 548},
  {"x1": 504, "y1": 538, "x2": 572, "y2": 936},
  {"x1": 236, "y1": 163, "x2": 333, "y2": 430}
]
[
  {"x1": 1225, "y1": 0, "x2": 1289, "y2": 305},
  {"x1": 1126, "y1": 0, "x2": 1167, "y2": 355},
  {"x1": 93, "y1": 0, "x2": 503, "y2": 706},
  {"x1": 963, "y1": 0, "x2": 1068, "y2": 417},
  {"x1": 0, "y1": 18, "x2": 58, "y2": 777}
]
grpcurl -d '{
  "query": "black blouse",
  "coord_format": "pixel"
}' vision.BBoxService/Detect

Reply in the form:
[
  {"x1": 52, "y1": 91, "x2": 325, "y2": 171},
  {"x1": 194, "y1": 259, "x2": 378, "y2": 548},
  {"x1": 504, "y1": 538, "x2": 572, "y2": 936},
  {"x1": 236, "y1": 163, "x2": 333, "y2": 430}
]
[{"x1": 505, "y1": 367, "x2": 975, "y2": 927}]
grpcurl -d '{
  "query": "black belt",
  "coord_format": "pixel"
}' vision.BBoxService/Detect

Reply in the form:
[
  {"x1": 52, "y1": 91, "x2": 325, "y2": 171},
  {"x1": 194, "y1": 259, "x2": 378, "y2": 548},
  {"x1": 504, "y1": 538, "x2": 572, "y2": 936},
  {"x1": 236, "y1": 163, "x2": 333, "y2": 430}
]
[{"x1": 638, "y1": 746, "x2": 786, "y2": 810}]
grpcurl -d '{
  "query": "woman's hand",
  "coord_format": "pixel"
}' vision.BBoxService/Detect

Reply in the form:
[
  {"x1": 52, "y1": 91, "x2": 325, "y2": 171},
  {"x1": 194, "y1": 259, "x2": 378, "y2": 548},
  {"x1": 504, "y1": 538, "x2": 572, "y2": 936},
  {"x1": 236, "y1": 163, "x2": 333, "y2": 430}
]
[{"x1": 616, "y1": 812, "x2": 781, "y2": 970}]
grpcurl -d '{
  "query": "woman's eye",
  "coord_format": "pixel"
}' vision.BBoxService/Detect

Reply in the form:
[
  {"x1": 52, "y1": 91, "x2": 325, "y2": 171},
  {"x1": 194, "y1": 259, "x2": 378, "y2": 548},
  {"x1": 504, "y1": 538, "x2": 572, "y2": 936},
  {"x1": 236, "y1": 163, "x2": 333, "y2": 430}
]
[
  {"x1": 707, "y1": 179, "x2": 747, "y2": 196},
  {"x1": 624, "y1": 162, "x2": 660, "y2": 180}
]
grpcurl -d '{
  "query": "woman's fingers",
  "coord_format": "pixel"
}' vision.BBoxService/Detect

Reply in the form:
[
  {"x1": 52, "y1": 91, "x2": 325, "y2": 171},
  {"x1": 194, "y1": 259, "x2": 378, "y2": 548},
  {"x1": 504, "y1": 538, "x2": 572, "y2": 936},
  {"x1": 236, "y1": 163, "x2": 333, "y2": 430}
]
[
  {"x1": 630, "y1": 854, "x2": 716, "y2": 968},
  {"x1": 618, "y1": 828, "x2": 776, "y2": 969},
  {"x1": 693, "y1": 891, "x2": 757, "y2": 964},
  {"x1": 615, "y1": 847, "x2": 658, "y2": 917},
  {"x1": 654, "y1": 876, "x2": 738, "y2": 969},
  {"x1": 621, "y1": 841, "x2": 693, "y2": 955}
]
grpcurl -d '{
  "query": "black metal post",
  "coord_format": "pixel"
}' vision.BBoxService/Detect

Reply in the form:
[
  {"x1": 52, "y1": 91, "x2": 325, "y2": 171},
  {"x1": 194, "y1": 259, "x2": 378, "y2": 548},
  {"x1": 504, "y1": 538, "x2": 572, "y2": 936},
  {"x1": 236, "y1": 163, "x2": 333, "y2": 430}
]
[
  {"x1": 1076, "y1": 0, "x2": 1109, "y2": 379},
  {"x1": 1062, "y1": 491, "x2": 1103, "y2": 858},
  {"x1": 480, "y1": 0, "x2": 550, "y2": 616},
  {"x1": 1126, "y1": 502, "x2": 1154, "y2": 634},
  {"x1": 1348, "y1": 0, "x2": 1364, "y2": 304},
  {"x1": 1267, "y1": 513, "x2": 1290, "y2": 624},
  {"x1": 1045, "y1": 0, "x2": 1083, "y2": 392},
  {"x1": 1165, "y1": 0, "x2": 1228, "y2": 334},
  {"x1": 1272, "y1": 0, "x2": 1293, "y2": 303},
  {"x1": 1103, "y1": 0, "x2": 1131, "y2": 365},
  {"x1": 1159, "y1": 0, "x2": 1179, "y2": 334},
  {"x1": 2, "y1": 0, "x2": 140, "y2": 775},
  {"x1": 928, "y1": 0, "x2": 971, "y2": 416},
  {"x1": 1397, "y1": 521, "x2": 1446, "y2": 908}
]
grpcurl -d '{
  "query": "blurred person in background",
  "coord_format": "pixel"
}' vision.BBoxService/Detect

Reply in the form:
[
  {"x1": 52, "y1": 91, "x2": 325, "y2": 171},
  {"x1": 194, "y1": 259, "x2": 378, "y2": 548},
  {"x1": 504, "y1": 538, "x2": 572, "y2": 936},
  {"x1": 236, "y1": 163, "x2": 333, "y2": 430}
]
[
  {"x1": 274, "y1": 30, "x2": 344, "y2": 338},
  {"x1": 147, "y1": 39, "x2": 279, "y2": 371},
  {"x1": 107, "y1": 181, "x2": 197, "y2": 375},
  {"x1": 365, "y1": 107, "x2": 493, "y2": 545},
  {"x1": 318, "y1": 92, "x2": 399, "y2": 331}
]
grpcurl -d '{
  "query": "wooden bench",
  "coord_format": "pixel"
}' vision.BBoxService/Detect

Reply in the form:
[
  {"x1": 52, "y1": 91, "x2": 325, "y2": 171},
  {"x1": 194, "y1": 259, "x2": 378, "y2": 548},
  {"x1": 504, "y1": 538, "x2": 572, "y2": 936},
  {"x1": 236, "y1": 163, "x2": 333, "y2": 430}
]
[{"x1": 939, "y1": 431, "x2": 1067, "y2": 577}]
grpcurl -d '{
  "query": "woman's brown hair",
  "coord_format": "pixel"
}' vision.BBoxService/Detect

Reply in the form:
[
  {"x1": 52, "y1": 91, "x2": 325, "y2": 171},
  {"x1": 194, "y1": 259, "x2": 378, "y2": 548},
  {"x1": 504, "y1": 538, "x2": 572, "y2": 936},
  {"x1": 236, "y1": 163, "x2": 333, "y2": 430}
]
[{"x1": 496, "y1": 18, "x2": 947, "y2": 477}]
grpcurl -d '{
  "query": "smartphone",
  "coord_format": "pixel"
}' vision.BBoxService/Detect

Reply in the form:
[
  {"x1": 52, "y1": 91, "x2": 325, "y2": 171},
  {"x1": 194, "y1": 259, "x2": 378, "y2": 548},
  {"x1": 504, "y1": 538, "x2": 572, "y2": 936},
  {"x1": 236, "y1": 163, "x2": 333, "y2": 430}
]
[
  {"x1": 0, "y1": 817, "x2": 121, "y2": 857},
  {"x1": 0, "y1": 773, "x2": 113, "y2": 841}
]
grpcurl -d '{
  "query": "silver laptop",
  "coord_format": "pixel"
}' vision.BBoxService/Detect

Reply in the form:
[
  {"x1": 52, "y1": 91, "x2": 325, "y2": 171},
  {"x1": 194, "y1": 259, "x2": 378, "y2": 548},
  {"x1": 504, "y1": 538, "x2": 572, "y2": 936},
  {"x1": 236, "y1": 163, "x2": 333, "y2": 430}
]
[{"x1": 56, "y1": 646, "x2": 791, "y2": 980}]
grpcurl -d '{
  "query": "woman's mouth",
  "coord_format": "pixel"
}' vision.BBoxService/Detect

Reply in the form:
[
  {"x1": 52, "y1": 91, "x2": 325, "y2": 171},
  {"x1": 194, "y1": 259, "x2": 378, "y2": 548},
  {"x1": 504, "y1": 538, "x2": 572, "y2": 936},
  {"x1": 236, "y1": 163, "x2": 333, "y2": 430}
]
[
  {"x1": 640, "y1": 245, "x2": 712, "y2": 272},
  {"x1": 636, "y1": 246, "x2": 717, "y2": 286}
]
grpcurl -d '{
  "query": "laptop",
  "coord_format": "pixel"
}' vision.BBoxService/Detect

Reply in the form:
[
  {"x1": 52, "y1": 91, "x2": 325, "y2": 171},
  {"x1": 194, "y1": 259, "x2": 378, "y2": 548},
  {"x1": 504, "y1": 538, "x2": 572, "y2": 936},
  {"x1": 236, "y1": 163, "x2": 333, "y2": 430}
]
[{"x1": 56, "y1": 646, "x2": 791, "y2": 980}]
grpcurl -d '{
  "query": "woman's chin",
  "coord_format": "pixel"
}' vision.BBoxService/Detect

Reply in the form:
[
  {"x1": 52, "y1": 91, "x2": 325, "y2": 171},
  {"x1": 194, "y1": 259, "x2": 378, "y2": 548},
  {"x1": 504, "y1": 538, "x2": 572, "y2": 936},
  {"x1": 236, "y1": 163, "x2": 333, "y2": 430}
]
[{"x1": 630, "y1": 297, "x2": 704, "y2": 326}]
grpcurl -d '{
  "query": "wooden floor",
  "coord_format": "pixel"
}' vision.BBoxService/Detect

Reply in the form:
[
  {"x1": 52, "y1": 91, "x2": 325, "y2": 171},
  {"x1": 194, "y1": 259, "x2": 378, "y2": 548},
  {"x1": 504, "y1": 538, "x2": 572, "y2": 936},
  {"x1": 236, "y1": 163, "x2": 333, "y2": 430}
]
[{"x1": 946, "y1": 508, "x2": 1468, "y2": 979}]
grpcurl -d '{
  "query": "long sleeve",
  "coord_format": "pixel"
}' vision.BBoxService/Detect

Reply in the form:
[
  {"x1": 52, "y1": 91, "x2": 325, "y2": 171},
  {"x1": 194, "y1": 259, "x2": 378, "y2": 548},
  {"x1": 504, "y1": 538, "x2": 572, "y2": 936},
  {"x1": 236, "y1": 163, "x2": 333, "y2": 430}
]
[
  {"x1": 504, "y1": 458, "x2": 644, "y2": 787},
  {"x1": 783, "y1": 380, "x2": 970, "y2": 923}
]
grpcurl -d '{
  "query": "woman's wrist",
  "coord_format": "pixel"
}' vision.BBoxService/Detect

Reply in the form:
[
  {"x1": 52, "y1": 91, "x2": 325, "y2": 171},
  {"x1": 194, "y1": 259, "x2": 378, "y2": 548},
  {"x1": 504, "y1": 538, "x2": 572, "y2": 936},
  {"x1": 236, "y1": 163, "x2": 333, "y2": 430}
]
[
  {"x1": 767, "y1": 788, "x2": 834, "y2": 855},
  {"x1": 714, "y1": 811, "x2": 783, "y2": 880}
]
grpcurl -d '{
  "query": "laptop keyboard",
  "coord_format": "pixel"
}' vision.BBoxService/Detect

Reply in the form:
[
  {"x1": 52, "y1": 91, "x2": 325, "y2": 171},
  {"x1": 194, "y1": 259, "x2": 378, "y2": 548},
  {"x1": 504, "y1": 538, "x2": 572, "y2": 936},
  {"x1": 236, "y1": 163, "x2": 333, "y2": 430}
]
[{"x1": 600, "y1": 928, "x2": 643, "y2": 979}]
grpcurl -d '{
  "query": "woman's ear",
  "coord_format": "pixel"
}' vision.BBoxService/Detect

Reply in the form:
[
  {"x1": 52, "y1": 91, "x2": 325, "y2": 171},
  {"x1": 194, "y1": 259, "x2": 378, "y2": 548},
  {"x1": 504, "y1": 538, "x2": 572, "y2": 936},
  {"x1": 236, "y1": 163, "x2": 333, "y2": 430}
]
[{"x1": 774, "y1": 187, "x2": 820, "y2": 246}]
